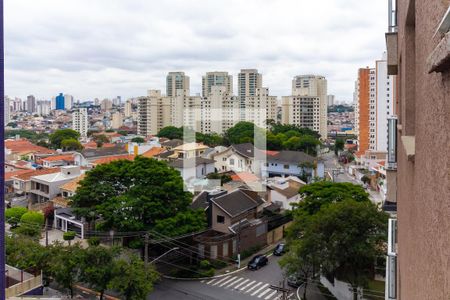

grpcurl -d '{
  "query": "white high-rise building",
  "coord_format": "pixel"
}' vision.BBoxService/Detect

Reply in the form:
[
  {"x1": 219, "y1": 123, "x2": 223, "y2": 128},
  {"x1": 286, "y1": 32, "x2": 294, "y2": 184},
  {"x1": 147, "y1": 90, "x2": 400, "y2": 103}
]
[
  {"x1": 37, "y1": 100, "x2": 51, "y2": 116},
  {"x1": 72, "y1": 108, "x2": 89, "y2": 137},
  {"x1": 202, "y1": 72, "x2": 233, "y2": 97},
  {"x1": 64, "y1": 94, "x2": 74, "y2": 110},
  {"x1": 111, "y1": 112, "x2": 123, "y2": 129},
  {"x1": 201, "y1": 86, "x2": 240, "y2": 134},
  {"x1": 4, "y1": 96, "x2": 10, "y2": 125},
  {"x1": 354, "y1": 53, "x2": 396, "y2": 154},
  {"x1": 137, "y1": 90, "x2": 171, "y2": 136},
  {"x1": 327, "y1": 95, "x2": 335, "y2": 106},
  {"x1": 27, "y1": 95, "x2": 36, "y2": 113},
  {"x1": 238, "y1": 69, "x2": 262, "y2": 119},
  {"x1": 166, "y1": 72, "x2": 190, "y2": 97},
  {"x1": 124, "y1": 100, "x2": 132, "y2": 118},
  {"x1": 289, "y1": 75, "x2": 328, "y2": 139},
  {"x1": 282, "y1": 94, "x2": 321, "y2": 133},
  {"x1": 244, "y1": 88, "x2": 277, "y2": 129}
]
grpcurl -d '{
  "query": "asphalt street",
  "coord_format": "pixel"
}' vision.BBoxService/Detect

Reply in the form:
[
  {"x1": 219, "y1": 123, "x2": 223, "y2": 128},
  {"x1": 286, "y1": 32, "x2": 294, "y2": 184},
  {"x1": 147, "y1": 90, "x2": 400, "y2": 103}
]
[{"x1": 148, "y1": 255, "x2": 297, "y2": 300}]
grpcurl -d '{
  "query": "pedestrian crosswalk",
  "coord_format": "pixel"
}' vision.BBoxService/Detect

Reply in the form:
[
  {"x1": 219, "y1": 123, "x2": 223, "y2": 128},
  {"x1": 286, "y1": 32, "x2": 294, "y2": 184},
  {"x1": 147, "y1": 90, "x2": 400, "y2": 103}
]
[{"x1": 201, "y1": 276, "x2": 296, "y2": 300}]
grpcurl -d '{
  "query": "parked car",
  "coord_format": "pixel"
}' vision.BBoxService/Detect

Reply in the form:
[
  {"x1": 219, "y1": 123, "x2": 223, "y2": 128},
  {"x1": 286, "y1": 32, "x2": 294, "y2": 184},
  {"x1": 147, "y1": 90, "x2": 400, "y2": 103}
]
[
  {"x1": 287, "y1": 274, "x2": 304, "y2": 288},
  {"x1": 273, "y1": 243, "x2": 286, "y2": 256},
  {"x1": 247, "y1": 254, "x2": 268, "y2": 270}
]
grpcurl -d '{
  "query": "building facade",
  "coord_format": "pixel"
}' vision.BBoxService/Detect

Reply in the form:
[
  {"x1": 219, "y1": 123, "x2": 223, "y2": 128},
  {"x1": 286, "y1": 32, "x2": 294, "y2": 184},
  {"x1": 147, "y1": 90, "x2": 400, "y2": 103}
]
[
  {"x1": 55, "y1": 93, "x2": 65, "y2": 110},
  {"x1": 290, "y1": 75, "x2": 328, "y2": 139},
  {"x1": 27, "y1": 95, "x2": 36, "y2": 113},
  {"x1": 384, "y1": 0, "x2": 450, "y2": 299},
  {"x1": 72, "y1": 108, "x2": 88, "y2": 137},
  {"x1": 166, "y1": 71, "x2": 190, "y2": 97},
  {"x1": 202, "y1": 71, "x2": 233, "y2": 97},
  {"x1": 64, "y1": 94, "x2": 74, "y2": 110},
  {"x1": 137, "y1": 90, "x2": 171, "y2": 136},
  {"x1": 111, "y1": 112, "x2": 123, "y2": 129},
  {"x1": 244, "y1": 87, "x2": 277, "y2": 129}
]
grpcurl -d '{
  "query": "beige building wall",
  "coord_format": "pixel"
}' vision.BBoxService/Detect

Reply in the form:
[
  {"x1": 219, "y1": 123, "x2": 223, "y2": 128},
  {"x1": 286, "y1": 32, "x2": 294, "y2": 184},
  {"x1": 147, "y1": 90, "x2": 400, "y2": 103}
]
[
  {"x1": 281, "y1": 95, "x2": 320, "y2": 133},
  {"x1": 202, "y1": 71, "x2": 233, "y2": 97},
  {"x1": 137, "y1": 90, "x2": 171, "y2": 136},
  {"x1": 111, "y1": 112, "x2": 123, "y2": 129},
  {"x1": 244, "y1": 88, "x2": 277, "y2": 129},
  {"x1": 291, "y1": 75, "x2": 328, "y2": 139},
  {"x1": 166, "y1": 72, "x2": 190, "y2": 97}
]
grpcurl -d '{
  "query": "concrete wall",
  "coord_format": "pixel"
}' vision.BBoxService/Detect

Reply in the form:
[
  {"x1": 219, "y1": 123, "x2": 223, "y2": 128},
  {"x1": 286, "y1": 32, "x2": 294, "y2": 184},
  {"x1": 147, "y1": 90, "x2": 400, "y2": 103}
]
[{"x1": 395, "y1": 0, "x2": 450, "y2": 299}]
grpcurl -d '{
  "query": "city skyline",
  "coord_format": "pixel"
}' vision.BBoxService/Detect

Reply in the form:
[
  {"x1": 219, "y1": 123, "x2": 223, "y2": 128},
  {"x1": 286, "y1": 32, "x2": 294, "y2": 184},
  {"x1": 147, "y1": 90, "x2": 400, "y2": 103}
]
[{"x1": 5, "y1": 0, "x2": 388, "y2": 102}]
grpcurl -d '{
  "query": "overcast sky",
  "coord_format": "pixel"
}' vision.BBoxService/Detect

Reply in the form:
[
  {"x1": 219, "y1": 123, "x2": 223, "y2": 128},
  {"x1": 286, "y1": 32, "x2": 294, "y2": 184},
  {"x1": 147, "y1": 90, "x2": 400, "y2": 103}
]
[{"x1": 5, "y1": 0, "x2": 388, "y2": 102}]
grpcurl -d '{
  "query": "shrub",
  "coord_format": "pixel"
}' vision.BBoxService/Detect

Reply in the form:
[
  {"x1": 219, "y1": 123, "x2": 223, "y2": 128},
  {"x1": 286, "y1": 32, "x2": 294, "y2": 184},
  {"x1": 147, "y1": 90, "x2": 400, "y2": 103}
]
[
  {"x1": 5, "y1": 207, "x2": 28, "y2": 226},
  {"x1": 199, "y1": 260, "x2": 211, "y2": 269},
  {"x1": 21, "y1": 211, "x2": 45, "y2": 226},
  {"x1": 128, "y1": 238, "x2": 144, "y2": 249},
  {"x1": 63, "y1": 231, "x2": 77, "y2": 245},
  {"x1": 87, "y1": 237, "x2": 100, "y2": 247}
]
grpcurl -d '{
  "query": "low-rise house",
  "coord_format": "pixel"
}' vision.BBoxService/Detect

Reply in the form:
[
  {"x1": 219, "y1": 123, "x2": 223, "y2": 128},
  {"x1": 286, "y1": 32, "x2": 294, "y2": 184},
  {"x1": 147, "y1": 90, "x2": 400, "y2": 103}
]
[
  {"x1": 54, "y1": 207, "x2": 87, "y2": 239},
  {"x1": 168, "y1": 157, "x2": 215, "y2": 183},
  {"x1": 262, "y1": 150, "x2": 324, "y2": 179},
  {"x1": 213, "y1": 143, "x2": 263, "y2": 175},
  {"x1": 40, "y1": 154, "x2": 75, "y2": 168},
  {"x1": 5, "y1": 138, "x2": 55, "y2": 161},
  {"x1": 11, "y1": 168, "x2": 61, "y2": 204},
  {"x1": 73, "y1": 145, "x2": 129, "y2": 167},
  {"x1": 191, "y1": 188, "x2": 268, "y2": 259},
  {"x1": 51, "y1": 174, "x2": 85, "y2": 208},
  {"x1": 170, "y1": 142, "x2": 210, "y2": 159},
  {"x1": 160, "y1": 139, "x2": 183, "y2": 150},
  {"x1": 29, "y1": 166, "x2": 85, "y2": 208},
  {"x1": 266, "y1": 176, "x2": 305, "y2": 210}
]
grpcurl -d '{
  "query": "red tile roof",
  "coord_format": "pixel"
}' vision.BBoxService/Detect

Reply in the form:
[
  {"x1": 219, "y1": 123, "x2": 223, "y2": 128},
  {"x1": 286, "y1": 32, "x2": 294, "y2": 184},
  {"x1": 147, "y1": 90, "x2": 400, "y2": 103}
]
[
  {"x1": 264, "y1": 150, "x2": 279, "y2": 156},
  {"x1": 92, "y1": 154, "x2": 135, "y2": 165},
  {"x1": 141, "y1": 147, "x2": 165, "y2": 158},
  {"x1": 42, "y1": 155, "x2": 74, "y2": 162},
  {"x1": 5, "y1": 139, "x2": 55, "y2": 155},
  {"x1": 5, "y1": 169, "x2": 33, "y2": 181},
  {"x1": 12, "y1": 168, "x2": 61, "y2": 181},
  {"x1": 231, "y1": 172, "x2": 260, "y2": 182}
]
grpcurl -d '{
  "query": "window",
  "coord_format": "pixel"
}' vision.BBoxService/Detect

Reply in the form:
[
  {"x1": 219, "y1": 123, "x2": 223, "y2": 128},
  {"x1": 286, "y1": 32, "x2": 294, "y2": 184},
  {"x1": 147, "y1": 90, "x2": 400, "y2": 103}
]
[
  {"x1": 229, "y1": 159, "x2": 235, "y2": 165},
  {"x1": 283, "y1": 164, "x2": 289, "y2": 169},
  {"x1": 222, "y1": 157, "x2": 227, "y2": 161},
  {"x1": 217, "y1": 215, "x2": 225, "y2": 224}
]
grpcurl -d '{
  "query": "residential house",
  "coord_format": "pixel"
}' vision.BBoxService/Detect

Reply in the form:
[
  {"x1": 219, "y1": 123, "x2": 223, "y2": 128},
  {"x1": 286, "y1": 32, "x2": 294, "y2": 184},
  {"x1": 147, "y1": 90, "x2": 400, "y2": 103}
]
[
  {"x1": 51, "y1": 174, "x2": 85, "y2": 208},
  {"x1": 160, "y1": 139, "x2": 183, "y2": 150},
  {"x1": 29, "y1": 166, "x2": 85, "y2": 208},
  {"x1": 262, "y1": 150, "x2": 324, "y2": 179},
  {"x1": 168, "y1": 157, "x2": 215, "y2": 184},
  {"x1": 170, "y1": 142, "x2": 210, "y2": 159},
  {"x1": 40, "y1": 154, "x2": 75, "y2": 168},
  {"x1": 73, "y1": 145, "x2": 129, "y2": 167},
  {"x1": 213, "y1": 143, "x2": 263, "y2": 175},
  {"x1": 5, "y1": 138, "x2": 55, "y2": 161},
  {"x1": 266, "y1": 176, "x2": 305, "y2": 210},
  {"x1": 54, "y1": 207, "x2": 87, "y2": 239}
]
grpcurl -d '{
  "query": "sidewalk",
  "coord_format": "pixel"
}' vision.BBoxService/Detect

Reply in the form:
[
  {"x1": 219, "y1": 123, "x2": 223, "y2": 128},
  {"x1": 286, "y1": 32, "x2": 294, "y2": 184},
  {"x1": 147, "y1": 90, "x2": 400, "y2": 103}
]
[{"x1": 297, "y1": 283, "x2": 333, "y2": 300}]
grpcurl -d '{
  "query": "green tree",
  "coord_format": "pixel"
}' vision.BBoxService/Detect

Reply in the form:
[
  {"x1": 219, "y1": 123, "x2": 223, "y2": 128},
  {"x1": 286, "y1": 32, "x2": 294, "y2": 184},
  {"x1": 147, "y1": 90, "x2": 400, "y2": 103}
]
[
  {"x1": 196, "y1": 133, "x2": 224, "y2": 147},
  {"x1": 223, "y1": 121, "x2": 266, "y2": 146},
  {"x1": 131, "y1": 137, "x2": 145, "y2": 143},
  {"x1": 61, "y1": 138, "x2": 83, "y2": 151},
  {"x1": 157, "y1": 126, "x2": 183, "y2": 140},
  {"x1": 49, "y1": 243, "x2": 84, "y2": 298},
  {"x1": 301, "y1": 200, "x2": 388, "y2": 300},
  {"x1": 109, "y1": 255, "x2": 159, "y2": 300},
  {"x1": 335, "y1": 138, "x2": 345, "y2": 156},
  {"x1": 80, "y1": 246, "x2": 121, "y2": 300},
  {"x1": 153, "y1": 210, "x2": 207, "y2": 237},
  {"x1": 17, "y1": 211, "x2": 45, "y2": 237},
  {"x1": 206, "y1": 172, "x2": 232, "y2": 185},
  {"x1": 294, "y1": 181, "x2": 370, "y2": 216},
  {"x1": 49, "y1": 129, "x2": 80, "y2": 149},
  {"x1": 63, "y1": 231, "x2": 77, "y2": 246},
  {"x1": 72, "y1": 156, "x2": 194, "y2": 232},
  {"x1": 5, "y1": 207, "x2": 28, "y2": 227},
  {"x1": 6, "y1": 236, "x2": 51, "y2": 273}
]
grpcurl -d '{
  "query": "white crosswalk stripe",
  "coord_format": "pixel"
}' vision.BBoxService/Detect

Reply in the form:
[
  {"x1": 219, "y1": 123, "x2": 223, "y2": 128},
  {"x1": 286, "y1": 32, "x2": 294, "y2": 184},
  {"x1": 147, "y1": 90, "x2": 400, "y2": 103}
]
[
  {"x1": 219, "y1": 276, "x2": 239, "y2": 287},
  {"x1": 225, "y1": 277, "x2": 244, "y2": 288},
  {"x1": 244, "y1": 281, "x2": 263, "y2": 294},
  {"x1": 257, "y1": 288, "x2": 272, "y2": 298},
  {"x1": 265, "y1": 290, "x2": 278, "y2": 300},
  {"x1": 240, "y1": 280, "x2": 256, "y2": 291},
  {"x1": 211, "y1": 276, "x2": 231, "y2": 286},
  {"x1": 251, "y1": 283, "x2": 269, "y2": 296},
  {"x1": 233, "y1": 278, "x2": 250, "y2": 289},
  {"x1": 201, "y1": 277, "x2": 284, "y2": 300}
]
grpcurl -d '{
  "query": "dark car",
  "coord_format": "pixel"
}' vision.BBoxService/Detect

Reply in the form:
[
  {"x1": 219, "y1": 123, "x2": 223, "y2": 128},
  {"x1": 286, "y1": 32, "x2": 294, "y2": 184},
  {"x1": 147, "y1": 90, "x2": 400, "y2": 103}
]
[
  {"x1": 247, "y1": 254, "x2": 268, "y2": 270},
  {"x1": 287, "y1": 274, "x2": 304, "y2": 288},
  {"x1": 273, "y1": 243, "x2": 286, "y2": 256}
]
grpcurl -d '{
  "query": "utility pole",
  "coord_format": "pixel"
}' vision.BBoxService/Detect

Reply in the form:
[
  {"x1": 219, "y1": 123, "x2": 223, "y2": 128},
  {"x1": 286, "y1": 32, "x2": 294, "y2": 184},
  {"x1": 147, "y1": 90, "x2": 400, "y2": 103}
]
[
  {"x1": 45, "y1": 218, "x2": 49, "y2": 246},
  {"x1": 237, "y1": 220, "x2": 242, "y2": 269},
  {"x1": 269, "y1": 279, "x2": 291, "y2": 300},
  {"x1": 144, "y1": 233, "x2": 149, "y2": 267}
]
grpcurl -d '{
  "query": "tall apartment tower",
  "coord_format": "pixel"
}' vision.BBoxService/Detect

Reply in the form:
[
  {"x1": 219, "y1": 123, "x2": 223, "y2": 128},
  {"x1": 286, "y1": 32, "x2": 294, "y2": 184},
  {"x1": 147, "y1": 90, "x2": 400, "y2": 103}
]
[
  {"x1": 354, "y1": 54, "x2": 396, "y2": 155},
  {"x1": 327, "y1": 95, "x2": 335, "y2": 106},
  {"x1": 166, "y1": 72, "x2": 190, "y2": 97},
  {"x1": 238, "y1": 69, "x2": 262, "y2": 98},
  {"x1": 55, "y1": 93, "x2": 65, "y2": 110},
  {"x1": 124, "y1": 100, "x2": 132, "y2": 118},
  {"x1": 244, "y1": 88, "x2": 277, "y2": 129},
  {"x1": 171, "y1": 89, "x2": 201, "y2": 130},
  {"x1": 4, "y1": 96, "x2": 10, "y2": 125},
  {"x1": 72, "y1": 108, "x2": 88, "y2": 137},
  {"x1": 282, "y1": 75, "x2": 328, "y2": 139},
  {"x1": 64, "y1": 94, "x2": 74, "y2": 110},
  {"x1": 137, "y1": 90, "x2": 171, "y2": 136},
  {"x1": 111, "y1": 112, "x2": 123, "y2": 129},
  {"x1": 201, "y1": 86, "x2": 240, "y2": 134},
  {"x1": 27, "y1": 95, "x2": 36, "y2": 113},
  {"x1": 202, "y1": 72, "x2": 233, "y2": 97}
]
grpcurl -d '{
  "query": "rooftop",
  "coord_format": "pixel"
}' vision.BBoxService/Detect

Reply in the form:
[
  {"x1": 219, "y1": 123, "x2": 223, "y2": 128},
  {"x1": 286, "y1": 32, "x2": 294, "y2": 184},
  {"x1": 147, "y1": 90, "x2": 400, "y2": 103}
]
[
  {"x1": 211, "y1": 189, "x2": 262, "y2": 218},
  {"x1": 173, "y1": 142, "x2": 209, "y2": 152},
  {"x1": 92, "y1": 154, "x2": 135, "y2": 165},
  {"x1": 169, "y1": 157, "x2": 215, "y2": 168},
  {"x1": 5, "y1": 138, "x2": 55, "y2": 155},
  {"x1": 268, "y1": 150, "x2": 316, "y2": 164},
  {"x1": 59, "y1": 174, "x2": 86, "y2": 192},
  {"x1": 12, "y1": 168, "x2": 61, "y2": 181}
]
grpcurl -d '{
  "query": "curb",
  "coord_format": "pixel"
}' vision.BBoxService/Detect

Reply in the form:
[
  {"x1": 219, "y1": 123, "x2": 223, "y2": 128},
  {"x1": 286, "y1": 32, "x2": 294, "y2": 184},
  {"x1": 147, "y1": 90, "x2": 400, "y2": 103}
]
[{"x1": 162, "y1": 253, "x2": 274, "y2": 281}]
